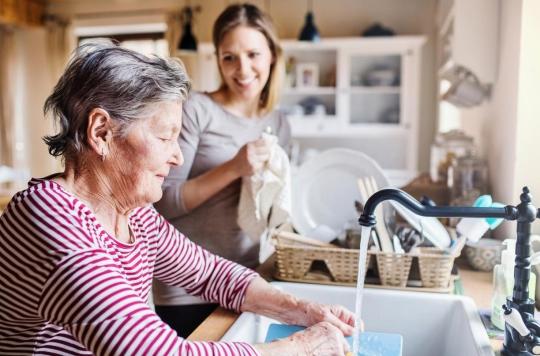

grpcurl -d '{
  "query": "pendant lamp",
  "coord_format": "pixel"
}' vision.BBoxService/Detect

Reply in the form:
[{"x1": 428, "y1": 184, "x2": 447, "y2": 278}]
[
  {"x1": 178, "y1": 6, "x2": 197, "y2": 51},
  {"x1": 298, "y1": 0, "x2": 320, "y2": 42}
]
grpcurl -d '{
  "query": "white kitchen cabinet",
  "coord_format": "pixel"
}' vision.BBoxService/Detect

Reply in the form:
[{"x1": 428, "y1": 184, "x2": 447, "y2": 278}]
[{"x1": 181, "y1": 36, "x2": 425, "y2": 171}]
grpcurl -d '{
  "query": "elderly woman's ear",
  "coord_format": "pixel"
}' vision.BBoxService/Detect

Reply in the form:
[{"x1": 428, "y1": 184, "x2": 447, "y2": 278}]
[{"x1": 86, "y1": 108, "x2": 113, "y2": 161}]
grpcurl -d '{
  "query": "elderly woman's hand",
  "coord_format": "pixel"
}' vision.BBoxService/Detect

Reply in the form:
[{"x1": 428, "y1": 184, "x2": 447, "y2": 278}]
[
  {"x1": 286, "y1": 299, "x2": 357, "y2": 336},
  {"x1": 254, "y1": 321, "x2": 350, "y2": 356},
  {"x1": 230, "y1": 138, "x2": 271, "y2": 177}
]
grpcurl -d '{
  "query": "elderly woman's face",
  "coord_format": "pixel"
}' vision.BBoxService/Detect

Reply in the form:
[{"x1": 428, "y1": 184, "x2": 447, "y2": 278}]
[{"x1": 109, "y1": 101, "x2": 183, "y2": 207}]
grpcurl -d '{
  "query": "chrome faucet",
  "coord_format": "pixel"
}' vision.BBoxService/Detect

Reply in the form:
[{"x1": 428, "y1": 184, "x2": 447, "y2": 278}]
[{"x1": 358, "y1": 187, "x2": 540, "y2": 355}]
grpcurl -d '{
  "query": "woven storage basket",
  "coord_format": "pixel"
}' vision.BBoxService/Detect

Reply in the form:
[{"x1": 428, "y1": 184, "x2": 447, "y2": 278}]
[
  {"x1": 373, "y1": 252, "x2": 414, "y2": 287},
  {"x1": 272, "y1": 230, "x2": 459, "y2": 291},
  {"x1": 417, "y1": 247, "x2": 456, "y2": 288},
  {"x1": 274, "y1": 233, "x2": 370, "y2": 284}
]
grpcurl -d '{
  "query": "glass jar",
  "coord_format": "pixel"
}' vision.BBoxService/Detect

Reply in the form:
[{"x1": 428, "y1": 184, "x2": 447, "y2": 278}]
[
  {"x1": 430, "y1": 130, "x2": 476, "y2": 182},
  {"x1": 447, "y1": 155, "x2": 488, "y2": 205}
]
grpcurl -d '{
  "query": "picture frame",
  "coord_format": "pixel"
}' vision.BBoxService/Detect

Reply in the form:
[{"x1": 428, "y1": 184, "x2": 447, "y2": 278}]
[{"x1": 296, "y1": 62, "x2": 319, "y2": 88}]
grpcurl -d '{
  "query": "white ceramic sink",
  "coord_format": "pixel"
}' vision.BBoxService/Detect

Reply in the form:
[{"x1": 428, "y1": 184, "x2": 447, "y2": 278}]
[{"x1": 222, "y1": 282, "x2": 494, "y2": 356}]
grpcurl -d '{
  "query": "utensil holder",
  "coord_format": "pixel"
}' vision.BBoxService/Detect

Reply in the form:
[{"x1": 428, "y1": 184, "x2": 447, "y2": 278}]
[
  {"x1": 374, "y1": 252, "x2": 413, "y2": 287},
  {"x1": 272, "y1": 230, "x2": 458, "y2": 293},
  {"x1": 417, "y1": 247, "x2": 455, "y2": 288}
]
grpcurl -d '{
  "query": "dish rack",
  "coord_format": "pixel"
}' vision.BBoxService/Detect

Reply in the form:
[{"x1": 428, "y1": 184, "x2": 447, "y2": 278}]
[{"x1": 272, "y1": 230, "x2": 460, "y2": 293}]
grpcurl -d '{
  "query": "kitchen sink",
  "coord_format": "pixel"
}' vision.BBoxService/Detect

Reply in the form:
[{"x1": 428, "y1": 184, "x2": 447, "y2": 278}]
[{"x1": 221, "y1": 282, "x2": 494, "y2": 356}]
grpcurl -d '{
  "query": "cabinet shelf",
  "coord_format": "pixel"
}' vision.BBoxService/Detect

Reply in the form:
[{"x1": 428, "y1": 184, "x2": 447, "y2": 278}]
[
  {"x1": 349, "y1": 86, "x2": 401, "y2": 94},
  {"x1": 283, "y1": 87, "x2": 337, "y2": 95}
]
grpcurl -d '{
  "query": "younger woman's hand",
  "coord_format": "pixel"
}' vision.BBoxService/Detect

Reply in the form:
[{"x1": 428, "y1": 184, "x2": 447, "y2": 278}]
[{"x1": 230, "y1": 138, "x2": 271, "y2": 177}]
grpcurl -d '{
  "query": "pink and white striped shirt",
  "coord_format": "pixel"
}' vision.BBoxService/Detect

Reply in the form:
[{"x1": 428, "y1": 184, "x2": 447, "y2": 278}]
[{"x1": 0, "y1": 178, "x2": 260, "y2": 355}]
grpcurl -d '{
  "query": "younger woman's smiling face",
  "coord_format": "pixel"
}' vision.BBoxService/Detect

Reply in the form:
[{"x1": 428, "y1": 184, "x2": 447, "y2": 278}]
[{"x1": 217, "y1": 25, "x2": 274, "y2": 103}]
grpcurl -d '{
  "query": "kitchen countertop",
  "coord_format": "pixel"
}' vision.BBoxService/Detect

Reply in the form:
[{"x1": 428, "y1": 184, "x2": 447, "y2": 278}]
[
  {"x1": 0, "y1": 195, "x2": 11, "y2": 212},
  {"x1": 188, "y1": 255, "x2": 503, "y2": 351}
]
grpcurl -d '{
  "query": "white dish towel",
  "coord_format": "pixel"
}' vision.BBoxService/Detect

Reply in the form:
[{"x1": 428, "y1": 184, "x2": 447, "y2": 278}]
[{"x1": 237, "y1": 133, "x2": 291, "y2": 263}]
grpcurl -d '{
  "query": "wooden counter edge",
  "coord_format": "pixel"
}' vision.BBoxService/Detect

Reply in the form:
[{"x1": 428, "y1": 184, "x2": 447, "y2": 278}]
[{"x1": 187, "y1": 307, "x2": 238, "y2": 341}]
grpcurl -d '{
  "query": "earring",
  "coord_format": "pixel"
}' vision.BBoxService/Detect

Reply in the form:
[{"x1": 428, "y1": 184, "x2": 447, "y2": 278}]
[{"x1": 101, "y1": 147, "x2": 105, "y2": 162}]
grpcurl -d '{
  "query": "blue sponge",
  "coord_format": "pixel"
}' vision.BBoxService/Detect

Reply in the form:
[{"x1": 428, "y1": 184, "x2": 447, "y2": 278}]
[{"x1": 265, "y1": 323, "x2": 402, "y2": 356}]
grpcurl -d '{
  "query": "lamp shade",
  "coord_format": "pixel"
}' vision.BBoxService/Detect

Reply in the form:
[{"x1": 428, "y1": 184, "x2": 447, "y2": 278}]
[
  {"x1": 178, "y1": 22, "x2": 197, "y2": 50},
  {"x1": 298, "y1": 11, "x2": 320, "y2": 42},
  {"x1": 177, "y1": 7, "x2": 197, "y2": 51}
]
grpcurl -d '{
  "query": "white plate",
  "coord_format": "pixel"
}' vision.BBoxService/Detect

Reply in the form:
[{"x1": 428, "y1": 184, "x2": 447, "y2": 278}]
[
  {"x1": 291, "y1": 149, "x2": 390, "y2": 238},
  {"x1": 390, "y1": 201, "x2": 451, "y2": 249}
]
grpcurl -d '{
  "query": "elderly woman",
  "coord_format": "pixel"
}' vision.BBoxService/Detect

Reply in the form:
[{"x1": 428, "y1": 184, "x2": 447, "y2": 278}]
[{"x1": 0, "y1": 42, "x2": 355, "y2": 355}]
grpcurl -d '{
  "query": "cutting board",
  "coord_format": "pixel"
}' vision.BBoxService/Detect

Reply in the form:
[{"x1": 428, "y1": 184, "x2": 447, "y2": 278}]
[{"x1": 265, "y1": 323, "x2": 402, "y2": 356}]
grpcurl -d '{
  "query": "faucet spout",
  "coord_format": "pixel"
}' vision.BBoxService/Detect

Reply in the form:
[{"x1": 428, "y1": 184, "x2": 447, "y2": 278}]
[{"x1": 358, "y1": 188, "x2": 518, "y2": 227}]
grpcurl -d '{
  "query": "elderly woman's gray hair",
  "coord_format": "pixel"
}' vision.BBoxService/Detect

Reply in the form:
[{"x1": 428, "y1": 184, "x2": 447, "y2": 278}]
[{"x1": 43, "y1": 41, "x2": 191, "y2": 160}]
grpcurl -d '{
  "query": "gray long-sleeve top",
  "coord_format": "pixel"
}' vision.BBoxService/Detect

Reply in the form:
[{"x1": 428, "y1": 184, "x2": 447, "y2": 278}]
[{"x1": 153, "y1": 92, "x2": 290, "y2": 305}]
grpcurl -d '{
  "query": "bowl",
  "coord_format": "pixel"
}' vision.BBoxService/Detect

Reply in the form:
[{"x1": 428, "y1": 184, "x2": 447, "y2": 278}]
[
  {"x1": 464, "y1": 238, "x2": 503, "y2": 271},
  {"x1": 363, "y1": 68, "x2": 398, "y2": 86}
]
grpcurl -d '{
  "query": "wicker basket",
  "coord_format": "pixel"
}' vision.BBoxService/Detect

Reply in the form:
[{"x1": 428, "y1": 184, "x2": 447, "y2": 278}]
[
  {"x1": 272, "y1": 230, "x2": 459, "y2": 292},
  {"x1": 373, "y1": 251, "x2": 413, "y2": 287},
  {"x1": 274, "y1": 233, "x2": 370, "y2": 284},
  {"x1": 417, "y1": 247, "x2": 456, "y2": 288}
]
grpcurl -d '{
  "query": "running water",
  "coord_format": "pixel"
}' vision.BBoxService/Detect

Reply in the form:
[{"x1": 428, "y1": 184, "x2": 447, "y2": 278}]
[{"x1": 352, "y1": 226, "x2": 372, "y2": 356}]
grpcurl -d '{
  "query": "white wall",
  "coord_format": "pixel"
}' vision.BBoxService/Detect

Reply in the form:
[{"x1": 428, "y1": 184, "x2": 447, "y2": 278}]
[
  {"x1": 513, "y1": 0, "x2": 540, "y2": 233},
  {"x1": 453, "y1": 0, "x2": 540, "y2": 236},
  {"x1": 486, "y1": 0, "x2": 522, "y2": 237}
]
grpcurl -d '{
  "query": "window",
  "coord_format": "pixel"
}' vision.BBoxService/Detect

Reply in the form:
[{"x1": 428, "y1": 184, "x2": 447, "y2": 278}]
[{"x1": 79, "y1": 32, "x2": 168, "y2": 57}]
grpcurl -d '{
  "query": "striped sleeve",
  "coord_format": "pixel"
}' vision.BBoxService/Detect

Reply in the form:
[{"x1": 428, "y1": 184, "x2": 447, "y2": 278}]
[
  {"x1": 38, "y1": 250, "x2": 260, "y2": 355},
  {"x1": 0, "y1": 183, "x2": 261, "y2": 356},
  {"x1": 151, "y1": 211, "x2": 259, "y2": 312}
]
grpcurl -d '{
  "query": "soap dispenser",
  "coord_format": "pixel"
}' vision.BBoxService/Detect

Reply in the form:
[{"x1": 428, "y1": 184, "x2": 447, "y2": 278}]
[{"x1": 491, "y1": 239, "x2": 537, "y2": 330}]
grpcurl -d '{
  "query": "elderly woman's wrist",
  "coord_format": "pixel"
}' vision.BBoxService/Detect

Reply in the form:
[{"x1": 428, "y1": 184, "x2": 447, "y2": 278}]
[
  {"x1": 242, "y1": 278, "x2": 307, "y2": 325},
  {"x1": 253, "y1": 338, "x2": 302, "y2": 356}
]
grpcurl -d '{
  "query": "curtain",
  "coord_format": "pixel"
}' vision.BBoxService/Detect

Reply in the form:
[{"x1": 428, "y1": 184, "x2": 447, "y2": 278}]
[
  {"x1": 45, "y1": 16, "x2": 72, "y2": 172},
  {"x1": 0, "y1": 27, "x2": 15, "y2": 168},
  {"x1": 45, "y1": 16, "x2": 72, "y2": 88},
  {"x1": 166, "y1": 12, "x2": 182, "y2": 57}
]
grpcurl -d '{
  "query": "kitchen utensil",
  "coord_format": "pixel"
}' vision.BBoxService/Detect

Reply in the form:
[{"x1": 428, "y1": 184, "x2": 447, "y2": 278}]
[
  {"x1": 389, "y1": 201, "x2": 451, "y2": 249},
  {"x1": 307, "y1": 224, "x2": 338, "y2": 244},
  {"x1": 344, "y1": 226, "x2": 380, "y2": 250},
  {"x1": 357, "y1": 176, "x2": 394, "y2": 252},
  {"x1": 273, "y1": 230, "x2": 336, "y2": 248},
  {"x1": 396, "y1": 225, "x2": 424, "y2": 253},
  {"x1": 291, "y1": 149, "x2": 389, "y2": 237},
  {"x1": 354, "y1": 200, "x2": 364, "y2": 214},
  {"x1": 393, "y1": 234, "x2": 405, "y2": 254}
]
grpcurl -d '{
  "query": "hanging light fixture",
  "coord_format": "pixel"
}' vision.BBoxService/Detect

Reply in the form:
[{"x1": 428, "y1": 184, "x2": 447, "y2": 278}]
[
  {"x1": 440, "y1": 66, "x2": 491, "y2": 108},
  {"x1": 178, "y1": 6, "x2": 197, "y2": 51},
  {"x1": 298, "y1": 0, "x2": 320, "y2": 42}
]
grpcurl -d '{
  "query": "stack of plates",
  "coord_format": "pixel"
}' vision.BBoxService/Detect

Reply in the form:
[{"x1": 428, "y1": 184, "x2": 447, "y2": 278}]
[{"x1": 291, "y1": 148, "x2": 451, "y2": 249}]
